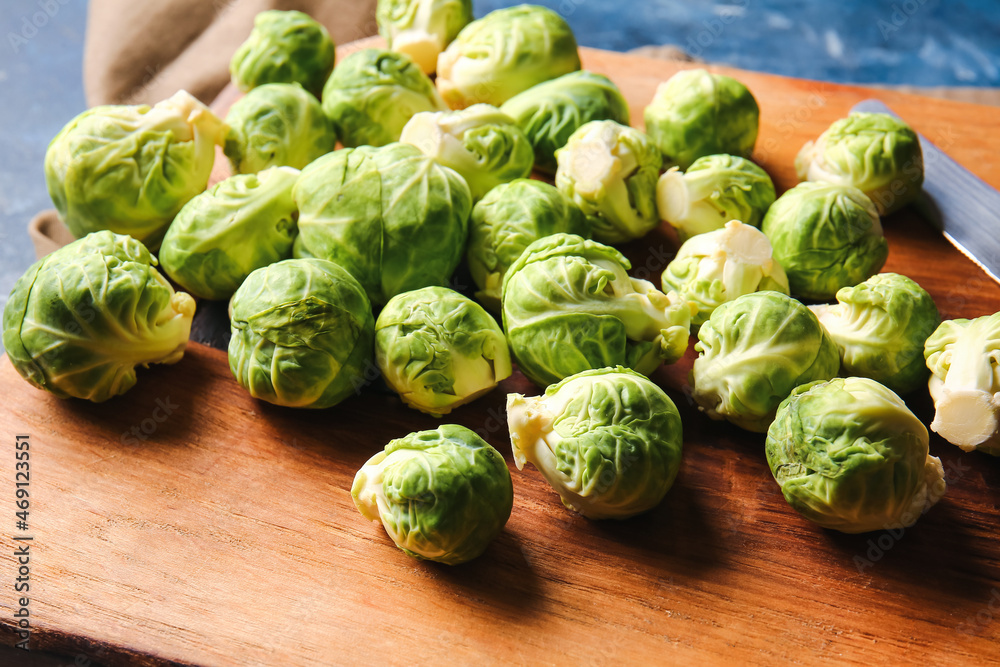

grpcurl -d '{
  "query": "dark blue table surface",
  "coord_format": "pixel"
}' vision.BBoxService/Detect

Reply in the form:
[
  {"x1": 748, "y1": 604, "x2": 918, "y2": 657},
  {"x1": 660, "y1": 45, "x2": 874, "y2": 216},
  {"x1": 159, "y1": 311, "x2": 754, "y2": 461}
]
[{"x1": 1, "y1": 0, "x2": 997, "y2": 326}]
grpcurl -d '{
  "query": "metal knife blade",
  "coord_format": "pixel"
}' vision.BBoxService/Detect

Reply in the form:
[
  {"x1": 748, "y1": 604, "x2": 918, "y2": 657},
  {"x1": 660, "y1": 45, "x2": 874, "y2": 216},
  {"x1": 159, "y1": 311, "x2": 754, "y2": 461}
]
[{"x1": 851, "y1": 98, "x2": 1000, "y2": 285}]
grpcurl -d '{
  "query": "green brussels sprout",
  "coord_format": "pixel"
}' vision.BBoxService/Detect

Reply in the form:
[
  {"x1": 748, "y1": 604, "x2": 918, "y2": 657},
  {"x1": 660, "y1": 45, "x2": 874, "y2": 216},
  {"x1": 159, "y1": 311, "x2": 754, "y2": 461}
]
[
  {"x1": 662, "y1": 220, "x2": 789, "y2": 327},
  {"x1": 291, "y1": 234, "x2": 315, "y2": 259},
  {"x1": 810, "y1": 273, "x2": 940, "y2": 396},
  {"x1": 656, "y1": 154, "x2": 776, "y2": 242},
  {"x1": 293, "y1": 143, "x2": 472, "y2": 307},
  {"x1": 230, "y1": 10, "x2": 335, "y2": 98},
  {"x1": 500, "y1": 70, "x2": 631, "y2": 173},
  {"x1": 44, "y1": 90, "x2": 227, "y2": 248},
  {"x1": 924, "y1": 312, "x2": 1000, "y2": 455},
  {"x1": 502, "y1": 233, "x2": 694, "y2": 387},
  {"x1": 375, "y1": 287, "x2": 512, "y2": 416},
  {"x1": 400, "y1": 104, "x2": 534, "y2": 200},
  {"x1": 691, "y1": 291, "x2": 840, "y2": 432},
  {"x1": 761, "y1": 182, "x2": 888, "y2": 301},
  {"x1": 377, "y1": 0, "x2": 473, "y2": 75},
  {"x1": 223, "y1": 83, "x2": 336, "y2": 175},
  {"x1": 467, "y1": 179, "x2": 590, "y2": 311},
  {"x1": 555, "y1": 120, "x2": 662, "y2": 244},
  {"x1": 766, "y1": 377, "x2": 946, "y2": 534},
  {"x1": 436, "y1": 5, "x2": 581, "y2": 109},
  {"x1": 795, "y1": 112, "x2": 923, "y2": 216},
  {"x1": 159, "y1": 167, "x2": 300, "y2": 301},
  {"x1": 322, "y1": 49, "x2": 446, "y2": 148},
  {"x1": 352, "y1": 424, "x2": 513, "y2": 565},
  {"x1": 228, "y1": 258, "x2": 374, "y2": 409},
  {"x1": 644, "y1": 69, "x2": 760, "y2": 170},
  {"x1": 507, "y1": 367, "x2": 683, "y2": 519},
  {"x1": 2, "y1": 231, "x2": 196, "y2": 402}
]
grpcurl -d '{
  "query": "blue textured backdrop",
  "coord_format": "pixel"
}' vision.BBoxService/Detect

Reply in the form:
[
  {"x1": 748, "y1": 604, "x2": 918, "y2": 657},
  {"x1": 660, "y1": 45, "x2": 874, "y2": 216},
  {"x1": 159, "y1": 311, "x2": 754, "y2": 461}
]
[{"x1": 478, "y1": 0, "x2": 1000, "y2": 87}]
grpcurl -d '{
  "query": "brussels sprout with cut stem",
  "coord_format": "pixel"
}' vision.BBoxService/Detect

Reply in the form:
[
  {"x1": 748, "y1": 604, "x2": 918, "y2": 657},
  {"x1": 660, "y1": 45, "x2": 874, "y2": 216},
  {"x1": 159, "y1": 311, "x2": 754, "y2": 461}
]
[
  {"x1": 924, "y1": 312, "x2": 1000, "y2": 455},
  {"x1": 375, "y1": 287, "x2": 512, "y2": 416},
  {"x1": 159, "y1": 167, "x2": 300, "y2": 301},
  {"x1": 691, "y1": 290, "x2": 840, "y2": 432},
  {"x1": 466, "y1": 179, "x2": 590, "y2": 312},
  {"x1": 644, "y1": 69, "x2": 759, "y2": 170},
  {"x1": 436, "y1": 5, "x2": 581, "y2": 109},
  {"x1": 224, "y1": 83, "x2": 336, "y2": 175},
  {"x1": 502, "y1": 233, "x2": 694, "y2": 388},
  {"x1": 500, "y1": 70, "x2": 631, "y2": 173},
  {"x1": 2, "y1": 231, "x2": 196, "y2": 402},
  {"x1": 230, "y1": 10, "x2": 335, "y2": 98},
  {"x1": 352, "y1": 424, "x2": 513, "y2": 565},
  {"x1": 555, "y1": 120, "x2": 662, "y2": 244},
  {"x1": 656, "y1": 154, "x2": 776, "y2": 242},
  {"x1": 796, "y1": 112, "x2": 923, "y2": 216},
  {"x1": 766, "y1": 377, "x2": 946, "y2": 533},
  {"x1": 45, "y1": 90, "x2": 227, "y2": 248},
  {"x1": 662, "y1": 220, "x2": 789, "y2": 327},
  {"x1": 228, "y1": 258, "x2": 374, "y2": 409},
  {"x1": 377, "y1": 0, "x2": 473, "y2": 75},
  {"x1": 293, "y1": 143, "x2": 472, "y2": 307},
  {"x1": 507, "y1": 367, "x2": 683, "y2": 520},
  {"x1": 400, "y1": 104, "x2": 534, "y2": 200},
  {"x1": 322, "y1": 48, "x2": 446, "y2": 148},
  {"x1": 762, "y1": 182, "x2": 888, "y2": 301},
  {"x1": 810, "y1": 273, "x2": 940, "y2": 396}
]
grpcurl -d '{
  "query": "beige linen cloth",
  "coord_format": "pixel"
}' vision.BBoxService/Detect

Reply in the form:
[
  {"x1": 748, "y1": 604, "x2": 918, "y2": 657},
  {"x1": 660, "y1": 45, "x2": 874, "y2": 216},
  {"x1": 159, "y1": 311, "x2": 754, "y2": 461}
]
[{"x1": 30, "y1": 0, "x2": 377, "y2": 258}]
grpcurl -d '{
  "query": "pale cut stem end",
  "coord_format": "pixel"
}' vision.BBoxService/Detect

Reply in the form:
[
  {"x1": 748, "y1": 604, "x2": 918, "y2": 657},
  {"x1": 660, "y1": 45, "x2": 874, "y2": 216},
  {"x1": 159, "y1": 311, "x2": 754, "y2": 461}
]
[{"x1": 930, "y1": 388, "x2": 1000, "y2": 451}]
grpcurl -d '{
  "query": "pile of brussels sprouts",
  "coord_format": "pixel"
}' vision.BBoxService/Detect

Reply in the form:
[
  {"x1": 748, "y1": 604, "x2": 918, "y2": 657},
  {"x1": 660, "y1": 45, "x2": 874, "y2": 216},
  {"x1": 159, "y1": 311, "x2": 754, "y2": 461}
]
[{"x1": 4, "y1": 2, "x2": 999, "y2": 566}]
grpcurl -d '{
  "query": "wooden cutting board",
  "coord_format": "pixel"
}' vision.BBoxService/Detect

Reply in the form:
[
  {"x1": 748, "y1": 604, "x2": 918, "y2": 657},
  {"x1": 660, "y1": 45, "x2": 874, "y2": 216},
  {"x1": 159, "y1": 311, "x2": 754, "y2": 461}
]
[{"x1": 3, "y1": 42, "x2": 1000, "y2": 667}]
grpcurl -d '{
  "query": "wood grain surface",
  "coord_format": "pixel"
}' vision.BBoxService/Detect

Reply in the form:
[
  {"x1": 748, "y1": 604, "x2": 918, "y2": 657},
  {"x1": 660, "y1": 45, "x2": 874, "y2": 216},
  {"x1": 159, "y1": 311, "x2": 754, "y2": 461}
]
[{"x1": 3, "y1": 43, "x2": 1000, "y2": 667}]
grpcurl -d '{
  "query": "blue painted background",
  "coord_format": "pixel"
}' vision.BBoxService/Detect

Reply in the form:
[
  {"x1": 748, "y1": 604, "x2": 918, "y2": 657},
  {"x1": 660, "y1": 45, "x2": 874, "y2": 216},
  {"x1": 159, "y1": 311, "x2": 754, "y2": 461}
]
[{"x1": 477, "y1": 0, "x2": 1000, "y2": 87}]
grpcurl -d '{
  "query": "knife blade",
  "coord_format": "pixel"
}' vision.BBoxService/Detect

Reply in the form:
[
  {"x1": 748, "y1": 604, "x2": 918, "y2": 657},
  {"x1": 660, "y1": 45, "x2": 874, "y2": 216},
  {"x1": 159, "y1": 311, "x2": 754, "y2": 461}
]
[{"x1": 851, "y1": 98, "x2": 1000, "y2": 284}]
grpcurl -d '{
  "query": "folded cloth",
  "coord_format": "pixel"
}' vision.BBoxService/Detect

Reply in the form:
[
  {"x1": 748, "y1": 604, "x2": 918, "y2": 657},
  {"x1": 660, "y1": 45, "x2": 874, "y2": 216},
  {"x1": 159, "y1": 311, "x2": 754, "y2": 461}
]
[{"x1": 84, "y1": 0, "x2": 377, "y2": 106}]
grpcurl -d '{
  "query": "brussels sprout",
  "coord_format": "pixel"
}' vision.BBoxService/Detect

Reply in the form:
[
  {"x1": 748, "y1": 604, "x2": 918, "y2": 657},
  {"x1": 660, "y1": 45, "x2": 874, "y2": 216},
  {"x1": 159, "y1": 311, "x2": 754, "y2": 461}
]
[
  {"x1": 656, "y1": 154, "x2": 776, "y2": 242},
  {"x1": 375, "y1": 287, "x2": 512, "y2": 416},
  {"x1": 2, "y1": 231, "x2": 196, "y2": 402},
  {"x1": 293, "y1": 143, "x2": 472, "y2": 307},
  {"x1": 795, "y1": 112, "x2": 923, "y2": 216},
  {"x1": 223, "y1": 83, "x2": 336, "y2": 175},
  {"x1": 436, "y1": 5, "x2": 581, "y2": 109},
  {"x1": 291, "y1": 234, "x2": 315, "y2": 259},
  {"x1": 352, "y1": 424, "x2": 513, "y2": 565},
  {"x1": 555, "y1": 120, "x2": 662, "y2": 244},
  {"x1": 500, "y1": 70, "x2": 631, "y2": 173},
  {"x1": 502, "y1": 233, "x2": 694, "y2": 388},
  {"x1": 810, "y1": 273, "x2": 940, "y2": 396},
  {"x1": 377, "y1": 0, "x2": 473, "y2": 75},
  {"x1": 228, "y1": 258, "x2": 374, "y2": 409},
  {"x1": 159, "y1": 167, "x2": 300, "y2": 301},
  {"x1": 691, "y1": 291, "x2": 840, "y2": 432},
  {"x1": 230, "y1": 10, "x2": 335, "y2": 98},
  {"x1": 924, "y1": 312, "x2": 1000, "y2": 455},
  {"x1": 467, "y1": 179, "x2": 590, "y2": 311},
  {"x1": 644, "y1": 69, "x2": 759, "y2": 170},
  {"x1": 662, "y1": 220, "x2": 789, "y2": 327},
  {"x1": 322, "y1": 49, "x2": 446, "y2": 148},
  {"x1": 44, "y1": 90, "x2": 227, "y2": 248},
  {"x1": 761, "y1": 182, "x2": 888, "y2": 301},
  {"x1": 507, "y1": 367, "x2": 683, "y2": 519},
  {"x1": 400, "y1": 104, "x2": 534, "y2": 200},
  {"x1": 766, "y1": 377, "x2": 946, "y2": 533}
]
